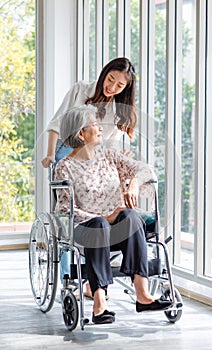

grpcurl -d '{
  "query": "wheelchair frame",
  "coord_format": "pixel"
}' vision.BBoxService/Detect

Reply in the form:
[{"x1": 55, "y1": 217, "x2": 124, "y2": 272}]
[{"x1": 29, "y1": 173, "x2": 183, "y2": 331}]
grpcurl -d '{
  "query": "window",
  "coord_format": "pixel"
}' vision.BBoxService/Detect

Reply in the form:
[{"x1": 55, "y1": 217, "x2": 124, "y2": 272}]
[
  {"x1": 38, "y1": 0, "x2": 211, "y2": 301},
  {"x1": 174, "y1": 0, "x2": 196, "y2": 271},
  {"x1": 0, "y1": 0, "x2": 35, "y2": 245}
]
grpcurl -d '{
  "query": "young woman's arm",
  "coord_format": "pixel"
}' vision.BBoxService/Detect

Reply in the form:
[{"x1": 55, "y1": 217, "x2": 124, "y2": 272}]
[
  {"x1": 41, "y1": 81, "x2": 96, "y2": 168},
  {"x1": 41, "y1": 130, "x2": 59, "y2": 168}
]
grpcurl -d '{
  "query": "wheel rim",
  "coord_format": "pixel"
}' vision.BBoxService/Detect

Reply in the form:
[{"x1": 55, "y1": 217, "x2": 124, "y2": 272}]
[
  {"x1": 164, "y1": 287, "x2": 183, "y2": 323},
  {"x1": 62, "y1": 292, "x2": 79, "y2": 331},
  {"x1": 29, "y1": 212, "x2": 58, "y2": 312},
  {"x1": 29, "y1": 215, "x2": 49, "y2": 305}
]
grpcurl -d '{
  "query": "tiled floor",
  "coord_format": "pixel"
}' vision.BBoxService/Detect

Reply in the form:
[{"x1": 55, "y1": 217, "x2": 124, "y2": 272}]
[{"x1": 0, "y1": 250, "x2": 211, "y2": 350}]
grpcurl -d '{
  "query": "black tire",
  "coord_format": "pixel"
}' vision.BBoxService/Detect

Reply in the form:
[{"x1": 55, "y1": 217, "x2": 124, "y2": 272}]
[
  {"x1": 62, "y1": 291, "x2": 79, "y2": 331},
  {"x1": 163, "y1": 287, "x2": 183, "y2": 323},
  {"x1": 29, "y1": 212, "x2": 58, "y2": 313}
]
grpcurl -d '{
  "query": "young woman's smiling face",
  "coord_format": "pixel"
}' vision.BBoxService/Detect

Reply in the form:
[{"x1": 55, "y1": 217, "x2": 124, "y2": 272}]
[{"x1": 103, "y1": 70, "x2": 128, "y2": 97}]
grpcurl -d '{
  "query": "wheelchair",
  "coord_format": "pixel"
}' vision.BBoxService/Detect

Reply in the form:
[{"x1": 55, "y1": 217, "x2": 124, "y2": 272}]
[{"x1": 29, "y1": 172, "x2": 183, "y2": 331}]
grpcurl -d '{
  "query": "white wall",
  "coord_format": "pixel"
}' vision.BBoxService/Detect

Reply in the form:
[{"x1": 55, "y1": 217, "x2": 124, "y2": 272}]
[{"x1": 36, "y1": 0, "x2": 76, "y2": 213}]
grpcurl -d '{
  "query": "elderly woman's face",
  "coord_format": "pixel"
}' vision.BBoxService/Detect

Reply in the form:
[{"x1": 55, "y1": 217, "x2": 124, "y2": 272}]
[{"x1": 81, "y1": 117, "x2": 103, "y2": 146}]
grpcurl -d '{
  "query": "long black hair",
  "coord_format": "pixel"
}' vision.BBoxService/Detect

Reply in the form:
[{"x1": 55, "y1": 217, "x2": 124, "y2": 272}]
[{"x1": 85, "y1": 57, "x2": 137, "y2": 139}]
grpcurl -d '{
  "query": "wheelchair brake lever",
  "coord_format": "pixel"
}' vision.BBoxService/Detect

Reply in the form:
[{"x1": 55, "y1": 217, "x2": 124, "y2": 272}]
[{"x1": 164, "y1": 235, "x2": 172, "y2": 244}]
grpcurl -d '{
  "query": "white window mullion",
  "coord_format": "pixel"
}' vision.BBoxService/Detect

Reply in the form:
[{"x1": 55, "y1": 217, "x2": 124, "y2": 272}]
[
  {"x1": 165, "y1": 0, "x2": 176, "y2": 246},
  {"x1": 139, "y1": 0, "x2": 149, "y2": 162},
  {"x1": 195, "y1": 0, "x2": 206, "y2": 276},
  {"x1": 36, "y1": 0, "x2": 48, "y2": 213},
  {"x1": 205, "y1": 0, "x2": 212, "y2": 278},
  {"x1": 83, "y1": 0, "x2": 90, "y2": 80},
  {"x1": 173, "y1": 0, "x2": 182, "y2": 266},
  {"x1": 54, "y1": 0, "x2": 73, "y2": 106},
  {"x1": 102, "y1": 0, "x2": 109, "y2": 66},
  {"x1": 124, "y1": 0, "x2": 131, "y2": 58},
  {"x1": 69, "y1": 0, "x2": 77, "y2": 85},
  {"x1": 76, "y1": 0, "x2": 83, "y2": 81},
  {"x1": 147, "y1": 1, "x2": 155, "y2": 166},
  {"x1": 96, "y1": 0, "x2": 103, "y2": 75},
  {"x1": 116, "y1": 0, "x2": 124, "y2": 56}
]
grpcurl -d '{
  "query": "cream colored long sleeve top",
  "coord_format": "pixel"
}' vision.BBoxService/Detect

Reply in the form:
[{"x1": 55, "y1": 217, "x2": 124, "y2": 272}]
[
  {"x1": 55, "y1": 149, "x2": 156, "y2": 223},
  {"x1": 47, "y1": 80, "x2": 126, "y2": 149}
]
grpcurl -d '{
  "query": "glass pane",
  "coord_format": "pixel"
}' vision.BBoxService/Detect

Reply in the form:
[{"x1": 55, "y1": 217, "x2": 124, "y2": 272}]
[
  {"x1": 130, "y1": 0, "x2": 140, "y2": 84},
  {"x1": 0, "y1": 0, "x2": 35, "y2": 239},
  {"x1": 178, "y1": 0, "x2": 196, "y2": 270},
  {"x1": 154, "y1": 1, "x2": 166, "y2": 225},
  {"x1": 129, "y1": 0, "x2": 139, "y2": 158}
]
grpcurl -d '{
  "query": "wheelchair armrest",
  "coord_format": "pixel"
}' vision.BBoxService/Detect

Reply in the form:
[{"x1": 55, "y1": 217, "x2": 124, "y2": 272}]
[
  {"x1": 145, "y1": 179, "x2": 158, "y2": 184},
  {"x1": 50, "y1": 180, "x2": 71, "y2": 189},
  {"x1": 145, "y1": 232, "x2": 158, "y2": 241}
]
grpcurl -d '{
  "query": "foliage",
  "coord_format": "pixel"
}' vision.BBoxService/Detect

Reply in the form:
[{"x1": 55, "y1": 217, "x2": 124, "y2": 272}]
[
  {"x1": 154, "y1": 8, "x2": 195, "y2": 229},
  {"x1": 105, "y1": 1, "x2": 195, "y2": 228},
  {"x1": 0, "y1": 0, "x2": 35, "y2": 222},
  {"x1": 108, "y1": 0, "x2": 116, "y2": 60},
  {"x1": 0, "y1": 0, "x2": 195, "y2": 229}
]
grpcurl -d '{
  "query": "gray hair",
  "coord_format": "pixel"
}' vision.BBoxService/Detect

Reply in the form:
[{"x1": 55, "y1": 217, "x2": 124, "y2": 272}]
[{"x1": 60, "y1": 104, "x2": 97, "y2": 148}]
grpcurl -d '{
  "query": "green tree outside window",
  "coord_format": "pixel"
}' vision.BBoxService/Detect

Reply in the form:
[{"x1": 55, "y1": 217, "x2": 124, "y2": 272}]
[{"x1": 0, "y1": 0, "x2": 35, "y2": 222}]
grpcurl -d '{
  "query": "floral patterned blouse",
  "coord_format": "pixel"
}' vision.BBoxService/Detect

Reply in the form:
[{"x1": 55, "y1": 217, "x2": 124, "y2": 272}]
[{"x1": 55, "y1": 149, "x2": 156, "y2": 223}]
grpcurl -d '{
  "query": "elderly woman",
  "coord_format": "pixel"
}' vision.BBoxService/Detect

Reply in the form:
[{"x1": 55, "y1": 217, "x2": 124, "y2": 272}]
[{"x1": 55, "y1": 105, "x2": 171, "y2": 325}]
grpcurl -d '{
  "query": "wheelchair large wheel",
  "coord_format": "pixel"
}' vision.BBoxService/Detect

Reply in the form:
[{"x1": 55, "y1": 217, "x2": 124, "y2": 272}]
[
  {"x1": 29, "y1": 212, "x2": 58, "y2": 313},
  {"x1": 61, "y1": 290, "x2": 79, "y2": 331},
  {"x1": 163, "y1": 287, "x2": 183, "y2": 323}
]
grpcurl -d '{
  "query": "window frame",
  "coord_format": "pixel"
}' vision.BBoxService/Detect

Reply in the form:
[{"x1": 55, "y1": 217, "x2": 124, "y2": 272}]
[{"x1": 36, "y1": 0, "x2": 212, "y2": 303}]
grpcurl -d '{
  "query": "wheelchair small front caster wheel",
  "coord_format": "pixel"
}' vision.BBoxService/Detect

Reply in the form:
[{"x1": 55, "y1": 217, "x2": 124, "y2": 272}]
[
  {"x1": 163, "y1": 287, "x2": 183, "y2": 323},
  {"x1": 80, "y1": 317, "x2": 89, "y2": 330},
  {"x1": 62, "y1": 292, "x2": 79, "y2": 331}
]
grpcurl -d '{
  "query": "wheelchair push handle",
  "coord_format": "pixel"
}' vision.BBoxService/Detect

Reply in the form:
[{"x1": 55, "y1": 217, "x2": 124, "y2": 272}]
[{"x1": 48, "y1": 163, "x2": 72, "y2": 189}]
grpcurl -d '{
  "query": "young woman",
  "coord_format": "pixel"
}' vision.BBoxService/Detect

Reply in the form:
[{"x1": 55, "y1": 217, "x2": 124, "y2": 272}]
[
  {"x1": 41, "y1": 57, "x2": 137, "y2": 168},
  {"x1": 42, "y1": 57, "x2": 138, "y2": 291},
  {"x1": 54, "y1": 105, "x2": 172, "y2": 325}
]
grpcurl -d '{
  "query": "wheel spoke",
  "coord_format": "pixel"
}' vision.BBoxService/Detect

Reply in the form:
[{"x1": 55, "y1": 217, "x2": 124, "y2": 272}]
[
  {"x1": 29, "y1": 212, "x2": 58, "y2": 312},
  {"x1": 62, "y1": 292, "x2": 79, "y2": 331},
  {"x1": 163, "y1": 287, "x2": 183, "y2": 323}
]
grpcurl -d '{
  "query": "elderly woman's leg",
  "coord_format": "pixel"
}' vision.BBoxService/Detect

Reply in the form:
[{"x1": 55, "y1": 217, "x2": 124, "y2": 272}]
[
  {"x1": 93, "y1": 288, "x2": 108, "y2": 315},
  {"x1": 75, "y1": 216, "x2": 115, "y2": 323},
  {"x1": 111, "y1": 209, "x2": 172, "y2": 311},
  {"x1": 110, "y1": 209, "x2": 152, "y2": 301},
  {"x1": 133, "y1": 275, "x2": 154, "y2": 303}
]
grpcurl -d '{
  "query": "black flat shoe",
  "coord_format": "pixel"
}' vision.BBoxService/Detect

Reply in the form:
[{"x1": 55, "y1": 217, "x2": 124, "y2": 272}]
[
  {"x1": 92, "y1": 310, "x2": 115, "y2": 324},
  {"x1": 136, "y1": 298, "x2": 172, "y2": 312},
  {"x1": 104, "y1": 309, "x2": 116, "y2": 316}
]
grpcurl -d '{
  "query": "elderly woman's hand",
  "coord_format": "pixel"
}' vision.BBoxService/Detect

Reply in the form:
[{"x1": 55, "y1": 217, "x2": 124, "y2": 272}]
[
  {"x1": 121, "y1": 150, "x2": 133, "y2": 158},
  {"x1": 103, "y1": 206, "x2": 127, "y2": 224},
  {"x1": 123, "y1": 178, "x2": 138, "y2": 208},
  {"x1": 123, "y1": 191, "x2": 137, "y2": 208}
]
